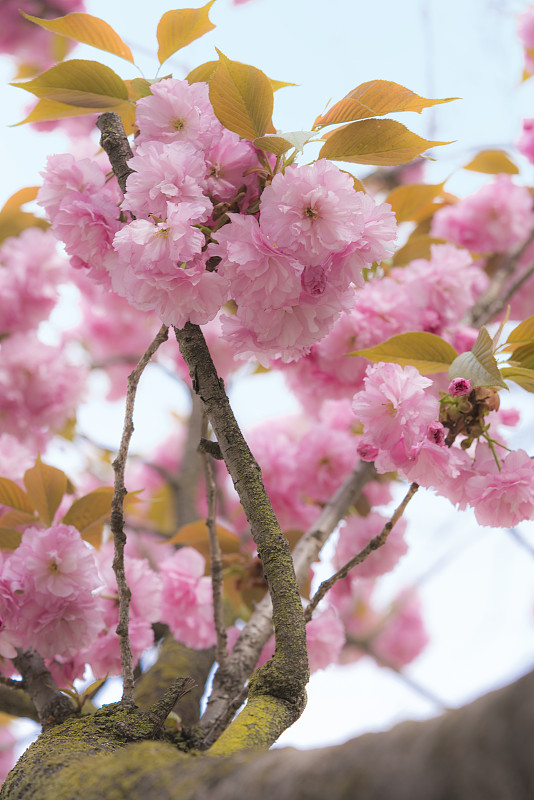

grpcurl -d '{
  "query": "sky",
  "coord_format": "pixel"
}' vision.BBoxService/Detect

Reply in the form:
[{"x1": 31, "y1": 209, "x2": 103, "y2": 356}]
[{"x1": 2, "y1": 0, "x2": 534, "y2": 752}]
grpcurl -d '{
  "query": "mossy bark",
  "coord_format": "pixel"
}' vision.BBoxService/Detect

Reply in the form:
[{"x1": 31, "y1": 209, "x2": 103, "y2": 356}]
[{"x1": 3, "y1": 668, "x2": 534, "y2": 800}]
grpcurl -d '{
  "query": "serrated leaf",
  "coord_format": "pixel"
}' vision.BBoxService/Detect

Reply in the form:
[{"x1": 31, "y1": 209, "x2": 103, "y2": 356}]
[
  {"x1": 392, "y1": 235, "x2": 447, "y2": 266},
  {"x1": 157, "y1": 2, "x2": 216, "y2": 65},
  {"x1": 500, "y1": 366, "x2": 534, "y2": 393},
  {"x1": 313, "y1": 81, "x2": 457, "y2": 128},
  {"x1": 23, "y1": 457, "x2": 67, "y2": 527},
  {"x1": 351, "y1": 331, "x2": 458, "y2": 373},
  {"x1": 0, "y1": 528, "x2": 23, "y2": 551},
  {"x1": 463, "y1": 149, "x2": 519, "y2": 175},
  {"x1": 386, "y1": 182, "x2": 446, "y2": 223},
  {"x1": 319, "y1": 119, "x2": 451, "y2": 166},
  {"x1": 209, "y1": 50, "x2": 275, "y2": 140},
  {"x1": 0, "y1": 478, "x2": 34, "y2": 514},
  {"x1": 449, "y1": 327, "x2": 507, "y2": 388},
  {"x1": 21, "y1": 12, "x2": 134, "y2": 63},
  {"x1": 62, "y1": 487, "x2": 114, "y2": 544},
  {"x1": 167, "y1": 520, "x2": 242, "y2": 560},
  {"x1": 504, "y1": 315, "x2": 534, "y2": 347},
  {"x1": 11, "y1": 60, "x2": 128, "y2": 109}
]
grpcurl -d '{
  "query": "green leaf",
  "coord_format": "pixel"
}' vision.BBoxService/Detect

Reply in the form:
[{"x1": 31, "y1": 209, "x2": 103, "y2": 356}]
[
  {"x1": 62, "y1": 487, "x2": 115, "y2": 546},
  {"x1": 208, "y1": 50, "x2": 274, "y2": 140},
  {"x1": 313, "y1": 81, "x2": 457, "y2": 128},
  {"x1": 500, "y1": 366, "x2": 534, "y2": 393},
  {"x1": 157, "y1": 2, "x2": 216, "y2": 65},
  {"x1": 385, "y1": 182, "x2": 446, "y2": 223},
  {"x1": 186, "y1": 60, "x2": 218, "y2": 85},
  {"x1": 0, "y1": 186, "x2": 48, "y2": 244},
  {"x1": 0, "y1": 478, "x2": 34, "y2": 514},
  {"x1": 11, "y1": 59, "x2": 129, "y2": 109},
  {"x1": 449, "y1": 327, "x2": 507, "y2": 388},
  {"x1": 23, "y1": 456, "x2": 67, "y2": 527},
  {"x1": 21, "y1": 12, "x2": 134, "y2": 63},
  {"x1": 319, "y1": 119, "x2": 451, "y2": 166},
  {"x1": 351, "y1": 331, "x2": 458, "y2": 373},
  {"x1": 463, "y1": 149, "x2": 519, "y2": 175}
]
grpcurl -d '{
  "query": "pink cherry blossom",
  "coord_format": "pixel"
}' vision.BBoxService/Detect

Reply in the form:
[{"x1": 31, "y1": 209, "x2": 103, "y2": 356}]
[
  {"x1": 123, "y1": 140, "x2": 208, "y2": 220},
  {"x1": 259, "y1": 159, "x2": 366, "y2": 265},
  {"x1": 5, "y1": 524, "x2": 100, "y2": 599},
  {"x1": 466, "y1": 446, "x2": 534, "y2": 527},
  {"x1": 135, "y1": 78, "x2": 223, "y2": 150},
  {"x1": 159, "y1": 547, "x2": 216, "y2": 649},
  {"x1": 352, "y1": 363, "x2": 439, "y2": 452},
  {"x1": 431, "y1": 175, "x2": 534, "y2": 254}
]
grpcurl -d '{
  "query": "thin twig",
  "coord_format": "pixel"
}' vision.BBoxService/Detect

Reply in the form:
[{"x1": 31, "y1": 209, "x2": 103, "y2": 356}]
[
  {"x1": 111, "y1": 324, "x2": 169, "y2": 706},
  {"x1": 466, "y1": 228, "x2": 534, "y2": 328},
  {"x1": 304, "y1": 482, "x2": 419, "y2": 622},
  {"x1": 200, "y1": 412, "x2": 229, "y2": 669}
]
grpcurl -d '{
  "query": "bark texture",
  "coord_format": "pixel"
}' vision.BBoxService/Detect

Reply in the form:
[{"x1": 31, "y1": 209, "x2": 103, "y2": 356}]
[{"x1": 2, "y1": 668, "x2": 534, "y2": 800}]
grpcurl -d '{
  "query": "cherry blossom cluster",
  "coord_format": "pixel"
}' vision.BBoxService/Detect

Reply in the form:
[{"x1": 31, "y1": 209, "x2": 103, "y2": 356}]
[
  {"x1": 352, "y1": 362, "x2": 534, "y2": 528},
  {"x1": 39, "y1": 77, "x2": 396, "y2": 362}
]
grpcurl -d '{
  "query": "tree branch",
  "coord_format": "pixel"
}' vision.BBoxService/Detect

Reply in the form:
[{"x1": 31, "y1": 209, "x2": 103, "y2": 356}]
[
  {"x1": 200, "y1": 413, "x2": 228, "y2": 670},
  {"x1": 304, "y1": 482, "x2": 419, "y2": 622},
  {"x1": 12, "y1": 650, "x2": 74, "y2": 728},
  {"x1": 111, "y1": 324, "x2": 169, "y2": 705}
]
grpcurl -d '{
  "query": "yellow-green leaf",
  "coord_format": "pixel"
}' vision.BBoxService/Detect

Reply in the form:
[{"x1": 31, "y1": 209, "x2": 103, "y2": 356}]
[
  {"x1": 0, "y1": 478, "x2": 34, "y2": 514},
  {"x1": 13, "y1": 97, "x2": 99, "y2": 125},
  {"x1": 0, "y1": 186, "x2": 48, "y2": 244},
  {"x1": 186, "y1": 60, "x2": 218, "y2": 85},
  {"x1": 392, "y1": 235, "x2": 447, "y2": 267},
  {"x1": 11, "y1": 59, "x2": 128, "y2": 109},
  {"x1": 500, "y1": 366, "x2": 534, "y2": 393},
  {"x1": 167, "y1": 520, "x2": 242, "y2": 560},
  {"x1": 386, "y1": 182, "x2": 446, "y2": 223},
  {"x1": 21, "y1": 12, "x2": 134, "y2": 63},
  {"x1": 463, "y1": 149, "x2": 519, "y2": 175},
  {"x1": 253, "y1": 135, "x2": 294, "y2": 157},
  {"x1": 208, "y1": 50, "x2": 274, "y2": 140},
  {"x1": 504, "y1": 315, "x2": 534, "y2": 348},
  {"x1": 23, "y1": 456, "x2": 67, "y2": 527},
  {"x1": 0, "y1": 528, "x2": 23, "y2": 551},
  {"x1": 507, "y1": 342, "x2": 534, "y2": 370},
  {"x1": 62, "y1": 487, "x2": 114, "y2": 544},
  {"x1": 157, "y1": 1, "x2": 216, "y2": 65},
  {"x1": 269, "y1": 78, "x2": 296, "y2": 92},
  {"x1": 351, "y1": 331, "x2": 458, "y2": 373},
  {"x1": 319, "y1": 119, "x2": 451, "y2": 166},
  {"x1": 449, "y1": 327, "x2": 507, "y2": 388},
  {"x1": 253, "y1": 130, "x2": 316, "y2": 156},
  {"x1": 313, "y1": 81, "x2": 457, "y2": 129}
]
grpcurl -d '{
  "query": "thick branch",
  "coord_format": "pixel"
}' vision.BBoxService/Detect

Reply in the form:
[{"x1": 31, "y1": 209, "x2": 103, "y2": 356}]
[
  {"x1": 96, "y1": 112, "x2": 134, "y2": 195},
  {"x1": 200, "y1": 461, "x2": 375, "y2": 739},
  {"x1": 174, "y1": 323, "x2": 308, "y2": 727},
  {"x1": 4, "y1": 667, "x2": 534, "y2": 800},
  {"x1": 12, "y1": 650, "x2": 74, "y2": 728}
]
